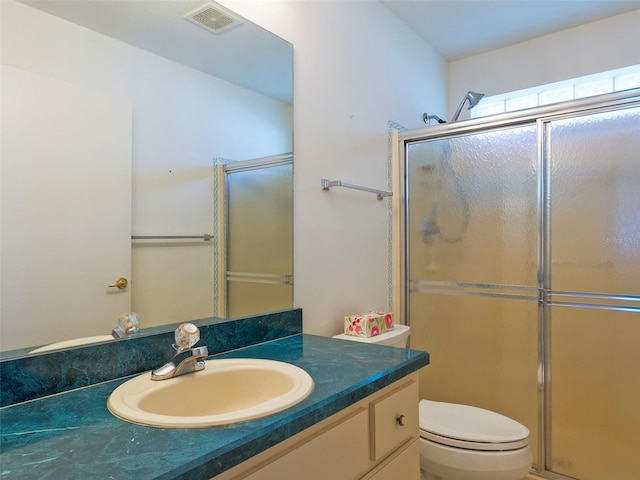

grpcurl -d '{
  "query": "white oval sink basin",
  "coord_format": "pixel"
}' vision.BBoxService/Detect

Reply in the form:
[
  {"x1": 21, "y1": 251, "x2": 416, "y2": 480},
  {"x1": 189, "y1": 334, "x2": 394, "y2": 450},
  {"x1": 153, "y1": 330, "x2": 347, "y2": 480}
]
[{"x1": 107, "y1": 358, "x2": 314, "y2": 428}]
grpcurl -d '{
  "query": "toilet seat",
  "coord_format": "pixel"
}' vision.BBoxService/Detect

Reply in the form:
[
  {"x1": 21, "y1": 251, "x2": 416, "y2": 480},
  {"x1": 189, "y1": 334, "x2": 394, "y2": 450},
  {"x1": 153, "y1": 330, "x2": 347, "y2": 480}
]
[{"x1": 419, "y1": 400, "x2": 529, "y2": 451}]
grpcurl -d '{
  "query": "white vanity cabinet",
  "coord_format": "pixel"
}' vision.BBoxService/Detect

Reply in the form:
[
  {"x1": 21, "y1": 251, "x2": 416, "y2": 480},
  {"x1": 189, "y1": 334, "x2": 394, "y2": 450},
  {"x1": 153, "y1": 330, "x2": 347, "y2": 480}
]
[{"x1": 214, "y1": 373, "x2": 419, "y2": 480}]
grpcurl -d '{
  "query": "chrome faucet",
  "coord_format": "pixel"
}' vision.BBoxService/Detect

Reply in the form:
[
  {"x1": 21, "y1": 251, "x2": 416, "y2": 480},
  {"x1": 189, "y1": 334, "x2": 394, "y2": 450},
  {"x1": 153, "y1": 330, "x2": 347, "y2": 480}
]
[{"x1": 151, "y1": 323, "x2": 208, "y2": 381}]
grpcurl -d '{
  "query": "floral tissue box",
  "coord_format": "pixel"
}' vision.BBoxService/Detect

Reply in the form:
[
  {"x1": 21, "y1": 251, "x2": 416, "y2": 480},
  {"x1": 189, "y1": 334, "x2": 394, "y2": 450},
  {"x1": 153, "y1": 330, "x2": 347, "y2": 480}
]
[{"x1": 344, "y1": 311, "x2": 394, "y2": 338}]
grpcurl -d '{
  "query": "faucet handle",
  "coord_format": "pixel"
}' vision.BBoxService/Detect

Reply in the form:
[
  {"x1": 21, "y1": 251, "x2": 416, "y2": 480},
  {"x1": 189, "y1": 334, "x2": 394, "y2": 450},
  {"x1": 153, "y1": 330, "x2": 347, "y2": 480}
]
[
  {"x1": 174, "y1": 323, "x2": 200, "y2": 351},
  {"x1": 112, "y1": 312, "x2": 141, "y2": 338}
]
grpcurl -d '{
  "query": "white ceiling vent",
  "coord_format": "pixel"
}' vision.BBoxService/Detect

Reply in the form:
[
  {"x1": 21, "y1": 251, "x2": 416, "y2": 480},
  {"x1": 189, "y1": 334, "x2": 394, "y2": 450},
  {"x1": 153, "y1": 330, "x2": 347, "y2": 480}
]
[{"x1": 183, "y1": 3, "x2": 243, "y2": 34}]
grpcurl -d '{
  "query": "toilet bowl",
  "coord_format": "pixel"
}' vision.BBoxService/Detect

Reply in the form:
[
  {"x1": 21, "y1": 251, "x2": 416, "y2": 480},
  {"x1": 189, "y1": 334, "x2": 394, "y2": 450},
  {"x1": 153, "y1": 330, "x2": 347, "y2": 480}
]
[
  {"x1": 333, "y1": 325, "x2": 532, "y2": 480},
  {"x1": 419, "y1": 400, "x2": 531, "y2": 480}
]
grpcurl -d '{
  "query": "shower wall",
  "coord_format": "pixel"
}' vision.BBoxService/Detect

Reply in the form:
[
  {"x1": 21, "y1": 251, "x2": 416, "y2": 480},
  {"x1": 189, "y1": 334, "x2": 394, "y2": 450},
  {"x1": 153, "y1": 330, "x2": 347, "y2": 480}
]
[{"x1": 403, "y1": 92, "x2": 640, "y2": 479}]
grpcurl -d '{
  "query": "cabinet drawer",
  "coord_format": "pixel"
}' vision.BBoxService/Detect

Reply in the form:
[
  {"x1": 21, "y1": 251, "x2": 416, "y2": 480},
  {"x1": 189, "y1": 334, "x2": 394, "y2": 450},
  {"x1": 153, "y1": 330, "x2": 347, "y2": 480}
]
[{"x1": 369, "y1": 379, "x2": 418, "y2": 461}]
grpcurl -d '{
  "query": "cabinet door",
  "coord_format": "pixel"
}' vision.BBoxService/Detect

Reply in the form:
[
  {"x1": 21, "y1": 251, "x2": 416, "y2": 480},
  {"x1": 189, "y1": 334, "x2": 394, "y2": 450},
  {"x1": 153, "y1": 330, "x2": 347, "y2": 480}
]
[
  {"x1": 366, "y1": 439, "x2": 420, "y2": 480},
  {"x1": 244, "y1": 408, "x2": 369, "y2": 480}
]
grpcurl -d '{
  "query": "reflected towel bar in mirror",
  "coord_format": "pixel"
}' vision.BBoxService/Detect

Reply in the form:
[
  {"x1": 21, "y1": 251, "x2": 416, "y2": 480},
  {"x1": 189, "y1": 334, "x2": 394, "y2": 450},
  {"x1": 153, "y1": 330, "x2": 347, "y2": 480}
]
[{"x1": 131, "y1": 234, "x2": 213, "y2": 241}]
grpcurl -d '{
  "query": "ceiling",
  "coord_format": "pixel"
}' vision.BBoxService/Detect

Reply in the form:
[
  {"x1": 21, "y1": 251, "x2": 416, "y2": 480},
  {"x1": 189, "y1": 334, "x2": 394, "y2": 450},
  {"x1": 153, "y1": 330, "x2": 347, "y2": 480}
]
[
  {"x1": 17, "y1": 0, "x2": 640, "y2": 101},
  {"x1": 381, "y1": 0, "x2": 640, "y2": 61}
]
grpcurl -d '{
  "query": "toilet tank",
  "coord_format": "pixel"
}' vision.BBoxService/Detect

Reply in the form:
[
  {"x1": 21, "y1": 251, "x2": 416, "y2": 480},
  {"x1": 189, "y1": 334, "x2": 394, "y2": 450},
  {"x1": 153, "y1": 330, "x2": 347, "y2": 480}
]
[{"x1": 333, "y1": 324, "x2": 410, "y2": 348}]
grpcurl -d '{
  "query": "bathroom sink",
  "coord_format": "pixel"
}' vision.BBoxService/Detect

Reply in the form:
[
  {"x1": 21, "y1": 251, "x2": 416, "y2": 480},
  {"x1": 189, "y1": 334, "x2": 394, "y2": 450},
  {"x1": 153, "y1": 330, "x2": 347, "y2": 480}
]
[
  {"x1": 30, "y1": 335, "x2": 115, "y2": 353},
  {"x1": 107, "y1": 358, "x2": 314, "y2": 428}
]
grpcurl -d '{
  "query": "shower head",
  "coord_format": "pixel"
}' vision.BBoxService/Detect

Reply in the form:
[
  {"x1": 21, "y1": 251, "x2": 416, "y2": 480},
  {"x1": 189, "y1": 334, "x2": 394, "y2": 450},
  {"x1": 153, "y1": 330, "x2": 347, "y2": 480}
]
[{"x1": 451, "y1": 91, "x2": 485, "y2": 122}]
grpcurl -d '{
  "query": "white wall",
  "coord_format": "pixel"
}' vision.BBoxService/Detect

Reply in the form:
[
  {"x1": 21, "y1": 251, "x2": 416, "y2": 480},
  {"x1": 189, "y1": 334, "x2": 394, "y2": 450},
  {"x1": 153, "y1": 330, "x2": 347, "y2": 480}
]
[
  {"x1": 449, "y1": 9, "x2": 640, "y2": 119},
  {"x1": 220, "y1": 0, "x2": 448, "y2": 336},
  {"x1": 1, "y1": 0, "x2": 292, "y2": 332}
]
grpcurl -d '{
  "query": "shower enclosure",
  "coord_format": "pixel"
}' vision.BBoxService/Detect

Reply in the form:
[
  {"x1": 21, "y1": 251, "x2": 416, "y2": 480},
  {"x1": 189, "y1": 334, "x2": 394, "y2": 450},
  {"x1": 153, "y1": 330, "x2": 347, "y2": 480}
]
[{"x1": 400, "y1": 89, "x2": 640, "y2": 480}]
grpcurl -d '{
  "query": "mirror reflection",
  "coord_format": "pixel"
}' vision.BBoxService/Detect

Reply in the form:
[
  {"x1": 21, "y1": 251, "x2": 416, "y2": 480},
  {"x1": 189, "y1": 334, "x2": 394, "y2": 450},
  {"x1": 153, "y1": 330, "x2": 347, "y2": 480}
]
[
  {"x1": 216, "y1": 154, "x2": 293, "y2": 319},
  {"x1": 0, "y1": 0, "x2": 293, "y2": 356}
]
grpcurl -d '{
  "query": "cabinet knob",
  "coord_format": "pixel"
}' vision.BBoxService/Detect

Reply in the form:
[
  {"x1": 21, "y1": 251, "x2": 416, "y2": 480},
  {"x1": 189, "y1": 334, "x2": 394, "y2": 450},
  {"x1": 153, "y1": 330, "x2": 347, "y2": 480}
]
[{"x1": 396, "y1": 414, "x2": 406, "y2": 426}]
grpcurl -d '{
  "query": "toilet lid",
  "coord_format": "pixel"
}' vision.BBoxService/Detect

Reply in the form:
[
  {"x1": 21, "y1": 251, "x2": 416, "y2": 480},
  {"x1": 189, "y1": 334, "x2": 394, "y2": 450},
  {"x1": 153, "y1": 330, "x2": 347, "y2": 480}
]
[{"x1": 419, "y1": 400, "x2": 529, "y2": 451}]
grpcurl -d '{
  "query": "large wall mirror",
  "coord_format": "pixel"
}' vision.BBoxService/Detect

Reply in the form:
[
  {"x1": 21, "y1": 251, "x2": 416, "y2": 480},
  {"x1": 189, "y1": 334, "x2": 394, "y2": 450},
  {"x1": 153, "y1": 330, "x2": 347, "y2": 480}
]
[{"x1": 0, "y1": 0, "x2": 293, "y2": 357}]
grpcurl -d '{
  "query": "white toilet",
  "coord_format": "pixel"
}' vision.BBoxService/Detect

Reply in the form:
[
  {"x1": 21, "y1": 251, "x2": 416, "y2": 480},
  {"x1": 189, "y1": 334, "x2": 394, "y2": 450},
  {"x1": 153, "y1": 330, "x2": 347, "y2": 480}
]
[{"x1": 333, "y1": 325, "x2": 532, "y2": 480}]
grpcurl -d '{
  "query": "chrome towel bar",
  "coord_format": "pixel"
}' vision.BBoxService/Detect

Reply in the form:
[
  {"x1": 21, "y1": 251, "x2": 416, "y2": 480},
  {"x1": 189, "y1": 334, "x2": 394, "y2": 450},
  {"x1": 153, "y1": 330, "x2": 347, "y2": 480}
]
[{"x1": 321, "y1": 178, "x2": 392, "y2": 200}]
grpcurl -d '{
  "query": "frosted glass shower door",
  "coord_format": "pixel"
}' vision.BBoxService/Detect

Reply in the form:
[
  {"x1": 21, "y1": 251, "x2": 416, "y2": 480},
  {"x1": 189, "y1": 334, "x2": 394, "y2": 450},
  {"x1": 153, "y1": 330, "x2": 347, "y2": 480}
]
[
  {"x1": 407, "y1": 126, "x2": 539, "y2": 286},
  {"x1": 404, "y1": 92, "x2": 640, "y2": 479},
  {"x1": 406, "y1": 125, "x2": 540, "y2": 462},
  {"x1": 225, "y1": 161, "x2": 293, "y2": 318},
  {"x1": 547, "y1": 106, "x2": 640, "y2": 480}
]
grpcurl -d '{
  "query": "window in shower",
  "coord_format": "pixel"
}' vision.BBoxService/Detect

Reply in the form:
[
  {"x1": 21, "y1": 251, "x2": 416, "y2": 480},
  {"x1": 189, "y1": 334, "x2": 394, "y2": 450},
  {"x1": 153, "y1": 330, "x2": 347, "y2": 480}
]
[{"x1": 473, "y1": 64, "x2": 640, "y2": 117}]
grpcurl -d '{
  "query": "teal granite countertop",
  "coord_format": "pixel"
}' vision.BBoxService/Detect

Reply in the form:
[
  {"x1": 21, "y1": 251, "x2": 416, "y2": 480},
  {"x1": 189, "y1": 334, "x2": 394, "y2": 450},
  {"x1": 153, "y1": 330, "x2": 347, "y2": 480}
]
[{"x1": 0, "y1": 334, "x2": 429, "y2": 479}]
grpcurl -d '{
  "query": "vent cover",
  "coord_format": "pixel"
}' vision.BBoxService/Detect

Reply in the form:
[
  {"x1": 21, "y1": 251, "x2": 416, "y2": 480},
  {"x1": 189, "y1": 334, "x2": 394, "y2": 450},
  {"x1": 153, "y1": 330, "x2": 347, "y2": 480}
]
[{"x1": 183, "y1": 3, "x2": 243, "y2": 34}]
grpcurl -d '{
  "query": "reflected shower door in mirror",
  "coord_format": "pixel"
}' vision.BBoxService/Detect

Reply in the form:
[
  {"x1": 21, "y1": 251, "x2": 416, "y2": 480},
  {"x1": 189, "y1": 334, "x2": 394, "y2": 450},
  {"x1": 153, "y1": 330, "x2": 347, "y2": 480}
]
[
  {"x1": 216, "y1": 155, "x2": 293, "y2": 318},
  {"x1": 0, "y1": 0, "x2": 293, "y2": 356}
]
